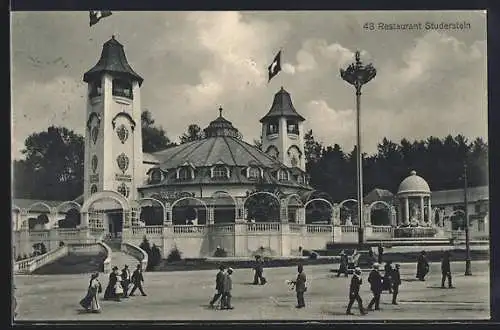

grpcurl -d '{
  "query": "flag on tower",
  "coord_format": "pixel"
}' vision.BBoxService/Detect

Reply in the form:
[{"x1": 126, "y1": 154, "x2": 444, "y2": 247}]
[
  {"x1": 89, "y1": 10, "x2": 112, "y2": 27},
  {"x1": 268, "y1": 50, "x2": 282, "y2": 82}
]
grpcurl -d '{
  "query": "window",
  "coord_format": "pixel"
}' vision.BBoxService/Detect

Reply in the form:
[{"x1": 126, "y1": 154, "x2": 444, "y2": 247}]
[
  {"x1": 112, "y1": 79, "x2": 133, "y2": 99},
  {"x1": 278, "y1": 170, "x2": 288, "y2": 181},
  {"x1": 89, "y1": 80, "x2": 102, "y2": 98},
  {"x1": 178, "y1": 167, "x2": 192, "y2": 180},
  {"x1": 297, "y1": 175, "x2": 305, "y2": 184},
  {"x1": 287, "y1": 120, "x2": 299, "y2": 134},
  {"x1": 267, "y1": 121, "x2": 279, "y2": 135},
  {"x1": 213, "y1": 166, "x2": 228, "y2": 179},
  {"x1": 248, "y1": 167, "x2": 260, "y2": 179},
  {"x1": 150, "y1": 169, "x2": 162, "y2": 184}
]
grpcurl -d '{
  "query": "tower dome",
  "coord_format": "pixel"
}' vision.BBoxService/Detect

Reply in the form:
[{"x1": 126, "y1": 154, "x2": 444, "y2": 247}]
[
  {"x1": 397, "y1": 170, "x2": 431, "y2": 195},
  {"x1": 203, "y1": 106, "x2": 242, "y2": 139}
]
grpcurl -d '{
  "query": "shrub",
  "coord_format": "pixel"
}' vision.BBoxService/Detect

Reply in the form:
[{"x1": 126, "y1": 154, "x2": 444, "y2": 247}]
[
  {"x1": 23, "y1": 254, "x2": 28, "y2": 260},
  {"x1": 16, "y1": 255, "x2": 22, "y2": 261},
  {"x1": 140, "y1": 236, "x2": 152, "y2": 255},
  {"x1": 40, "y1": 244, "x2": 47, "y2": 255},
  {"x1": 213, "y1": 247, "x2": 228, "y2": 257},
  {"x1": 59, "y1": 241, "x2": 65, "y2": 247},
  {"x1": 166, "y1": 247, "x2": 182, "y2": 263},
  {"x1": 148, "y1": 244, "x2": 162, "y2": 270}
]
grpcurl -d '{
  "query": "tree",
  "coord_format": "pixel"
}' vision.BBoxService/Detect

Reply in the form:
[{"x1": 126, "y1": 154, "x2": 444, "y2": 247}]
[
  {"x1": 15, "y1": 126, "x2": 84, "y2": 200},
  {"x1": 304, "y1": 130, "x2": 323, "y2": 166},
  {"x1": 179, "y1": 124, "x2": 204, "y2": 144},
  {"x1": 142, "y1": 110, "x2": 177, "y2": 153}
]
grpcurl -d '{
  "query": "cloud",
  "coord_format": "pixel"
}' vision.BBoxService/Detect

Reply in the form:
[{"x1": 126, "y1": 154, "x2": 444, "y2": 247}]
[{"x1": 11, "y1": 76, "x2": 86, "y2": 159}]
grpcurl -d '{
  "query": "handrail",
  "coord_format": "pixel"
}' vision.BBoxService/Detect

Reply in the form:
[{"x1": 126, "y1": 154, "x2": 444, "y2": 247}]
[
  {"x1": 99, "y1": 242, "x2": 112, "y2": 274},
  {"x1": 122, "y1": 242, "x2": 148, "y2": 271},
  {"x1": 14, "y1": 245, "x2": 69, "y2": 274}
]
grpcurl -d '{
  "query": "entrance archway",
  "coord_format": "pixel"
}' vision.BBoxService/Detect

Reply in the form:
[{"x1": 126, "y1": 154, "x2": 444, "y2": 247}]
[
  {"x1": 243, "y1": 192, "x2": 280, "y2": 222},
  {"x1": 368, "y1": 201, "x2": 392, "y2": 226},
  {"x1": 56, "y1": 201, "x2": 82, "y2": 229},
  {"x1": 81, "y1": 190, "x2": 130, "y2": 239},
  {"x1": 171, "y1": 197, "x2": 208, "y2": 225},
  {"x1": 137, "y1": 198, "x2": 165, "y2": 226},
  {"x1": 304, "y1": 198, "x2": 333, "y2": 224},
  {"x1": 211, "y1": 191, "x2": 236, "y2": 224}
]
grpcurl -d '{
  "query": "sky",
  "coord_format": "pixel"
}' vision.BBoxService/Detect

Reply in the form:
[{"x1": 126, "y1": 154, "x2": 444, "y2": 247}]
[{"x1": 11, "y1": 11, "x2": 487, "y2": 160}]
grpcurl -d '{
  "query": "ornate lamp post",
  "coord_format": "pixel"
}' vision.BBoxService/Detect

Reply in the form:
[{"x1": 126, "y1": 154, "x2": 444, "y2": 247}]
[
  {"x1": 463, "y1": 162, "x2": 472, "y2": 276},
  {"x1": 340, "y1": 51, "x2": 377, "y2": 248}
]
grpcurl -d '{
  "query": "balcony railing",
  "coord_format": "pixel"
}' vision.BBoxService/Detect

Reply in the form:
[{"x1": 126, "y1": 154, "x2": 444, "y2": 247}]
[
  {"x1": 306, "y1": 225, "x2": 333, "y2": 233},
  {"x1": 371, "y1": 226, "x2": 393, "y2": 233},
  {"x1": 247, "y1": 222, "x2": 280, "y2": 232},
  {"x1": 341, "y1": 225, "x2": 358, "y2": 233},
  {"x1": 173, "y1": 225, "x2": 206, "y2": 234}
]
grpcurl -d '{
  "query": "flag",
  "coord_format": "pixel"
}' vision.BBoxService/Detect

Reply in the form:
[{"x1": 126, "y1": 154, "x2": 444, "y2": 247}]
[
  {"x1": 268, "y1": 50, "x2": 281, "y2": 82},
  {"x1": 89, "y1": 10, "x2": 112, "y2": 27}
]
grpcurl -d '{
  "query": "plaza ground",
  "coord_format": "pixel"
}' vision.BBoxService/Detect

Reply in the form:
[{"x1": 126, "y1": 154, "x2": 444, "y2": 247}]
[{"x1": 14, "y1": 261, "x2": 490, "y2": 321}]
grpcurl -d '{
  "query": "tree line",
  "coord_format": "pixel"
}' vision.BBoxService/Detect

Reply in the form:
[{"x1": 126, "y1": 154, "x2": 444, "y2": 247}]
[{"x1": 12, "y1": 110, "x2": 488, "y2": 203}]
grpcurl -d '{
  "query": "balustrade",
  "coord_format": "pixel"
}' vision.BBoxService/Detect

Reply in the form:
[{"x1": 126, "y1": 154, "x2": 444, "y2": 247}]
[
  {"x1": 207, "y1": 223, "x2": 235, "y2": 233},
  {"x1": 289, "y1": 223, "x2": 303, "y2": 233},
  {"x1": 306, "y1": 224, "x2": 333, "y2": 233},
  {"x1": 341, "y1": 225, "x2": 358, "y2": 233},
  {"x1": 247, "y1": 222, "x2": 280, "y2": 232},
  {"x1": 173, "y1": 225, "x2": 206, "y2": 234},
  {"x1": 14, "y1": 245, "x2": 69, "y2": 274},
  {"x1": 371, "y1": 226, "x2": 393, "y2": 233},
  {"x1": 145, "y1": 226, "x2": 163, "y2": 236}
]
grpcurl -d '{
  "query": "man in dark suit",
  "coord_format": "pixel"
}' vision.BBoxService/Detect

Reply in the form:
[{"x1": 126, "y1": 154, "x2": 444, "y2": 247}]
[
  {"x1": 367, "y1": 263, "x2": 383, "y2": 311},
  {"x1": 209, "y1": 265, "x2": 226, "y2": 308},
  {"x1": 291, "y1": 264, "x2": 307, "y2": 308},
  {"x1": 441, "y1": 250, "x2": 454, "y2": 288},
  {"x1": 377, "y1": 244, "x2": 384, "y2": 264},
  {"x1": 253, "y1": 256, "x2": 267, "y2": 285},
  {"x1": 346, "y1": 267, "x2": 367, "y2": 315},
  {"x1": 391, "y1": 263, "x2": 402, "y2": 305},
  {"x1": 129, "y1": 264, "x2": 147, "y2": 296},
  {"x1": 121, "y1": 265, "x2": 131, "y2": 298}
]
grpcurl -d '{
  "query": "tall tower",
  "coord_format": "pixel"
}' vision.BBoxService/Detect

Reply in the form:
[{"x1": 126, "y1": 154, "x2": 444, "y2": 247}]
[
  {"x1": 82, "y1": 36, "x2": 144, "y2": 202},
  {"x1": 260, "y1": 87, "x2": 306, "y2": 171}
]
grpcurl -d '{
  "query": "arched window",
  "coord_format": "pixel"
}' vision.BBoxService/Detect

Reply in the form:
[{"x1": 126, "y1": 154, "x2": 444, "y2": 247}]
[
  {"x1": 112, "y1": 79, "x2": 133, "y2": 99},
  {"x1": 150, "y1": 169, "x2": 163, "y2": 184},
  {"x1": 278, "y1": 169, "x2": 289, "y2": 181},
  {"x1": 213, "y1": 165, "x2": 228, "y2": 179},
  {"x1": 297, "y1": 175, "x2": 305, "y2": 184},
  {"x1": 178, "y1": 167, "x2": 192, "y2": 181},
  {"x1": 248, "y1": 166, "x2": 261, "y2": 180}
]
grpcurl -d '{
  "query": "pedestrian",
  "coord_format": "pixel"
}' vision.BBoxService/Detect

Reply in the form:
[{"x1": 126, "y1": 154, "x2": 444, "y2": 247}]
[
  {"x1": 289, "y1": 264, "x2": 307, "y2": 308},
  {"x1": 221, "y1": 267, "x2": 234, "y2": 310},
  {"x1": 129, "y1": 264, "x2": 147, "y2": 296},
  {"x1": 416, "y1": 250, "x2": 430, "y2": 281},
  {"x1": 253, "y1": 256, "x2": 267, "y2": 285},
  {"x1": 382, "y1": 260, "x2": 393, "y2": 293},
  {"x1": 79, "y1": 272, "x2": 102, "y2": 313},
  {"x1": 104, "y1": 266, "x2": 121, "y2": 301},
  {"x1": 377, "y1": 244, "x2": 384, "y2": 264},
  {"x1": 209, "y1": 265, "x2": 226, "y2": 308},
  {"x1": 391, "y1": 264, "x2": 401, "y2": 305},
  {"x1": 441, "y1": 251, "x2": 454, "y2": 289},
  {"x1": 346, "y1": 267, "x2": 367, "y2": 315},
  {"x1": 337, "y1": 250, "x2": 349, "y2": 277},
  {"x1": 121, "y1": 265, "x2": 131, "y2": 298},
  {"x1": 367, "y1": 263, "x2": 383, "y2": 311}
]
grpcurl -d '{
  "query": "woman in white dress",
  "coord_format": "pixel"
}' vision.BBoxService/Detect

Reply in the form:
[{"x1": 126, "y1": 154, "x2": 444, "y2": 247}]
[{"x1": 80, "y1": 272, "x2": 102, "y2": 313}]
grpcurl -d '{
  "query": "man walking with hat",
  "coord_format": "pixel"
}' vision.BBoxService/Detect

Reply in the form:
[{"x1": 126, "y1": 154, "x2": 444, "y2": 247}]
[
  {"x1": 221, "y1": 267, "x2": 234, "y2": 309},
  {"x1": 129, "y1": 264, "x2": 147, "y2": 297},
  {"x1": 367, "y1": 263, "x2": 383, "y2": 311},
  {"x1": 121, "y1": 265, "x2": 131, "y2": 298},
  {"x1": 346, "y1": 267, "x2": 367, "y2": 315},
  {"x1": 209, "y1": 265, "x2": 226, "y2": 309}
]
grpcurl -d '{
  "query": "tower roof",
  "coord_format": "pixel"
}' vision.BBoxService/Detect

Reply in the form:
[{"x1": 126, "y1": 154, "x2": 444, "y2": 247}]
[
  {"x1": 203, "y1": 106, "x2": 242, "y2": 139},
  {"x1": 83, "y1": 36, "x2": 143, "y2": 86},
  {"x1": 260, "y1": 87, "x2": 305, "y2": 123}
]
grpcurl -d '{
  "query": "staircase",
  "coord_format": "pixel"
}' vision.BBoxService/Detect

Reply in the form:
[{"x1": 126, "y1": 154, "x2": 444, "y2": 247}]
[{"x1": 103, "y1": 238, "x2": 141, "y2": 269}]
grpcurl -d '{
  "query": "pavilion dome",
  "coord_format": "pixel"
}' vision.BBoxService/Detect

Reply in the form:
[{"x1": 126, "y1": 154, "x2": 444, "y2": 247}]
[{"x1": 397, "y1": 170, "x2": 431, "y2": 195}]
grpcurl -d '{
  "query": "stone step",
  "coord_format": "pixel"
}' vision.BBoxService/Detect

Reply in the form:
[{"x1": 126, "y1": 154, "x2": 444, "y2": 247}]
[{"x1": 109, "y1": 251, "x2": 141, "y2": 270}]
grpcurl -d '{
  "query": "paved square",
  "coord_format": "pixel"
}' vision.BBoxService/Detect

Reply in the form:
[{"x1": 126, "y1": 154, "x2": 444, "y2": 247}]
[{"x1": 14, "y1": 261, "x2": 489, "y2": 321}]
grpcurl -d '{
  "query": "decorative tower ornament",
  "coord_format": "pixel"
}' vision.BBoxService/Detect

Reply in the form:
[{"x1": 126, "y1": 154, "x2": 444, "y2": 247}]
[
  {"x1": 82, "y1": 35, "x2": 144, "y2": 202},
  {"x1": 260, "y1": 87, "x2": 306, "y2": 171}
]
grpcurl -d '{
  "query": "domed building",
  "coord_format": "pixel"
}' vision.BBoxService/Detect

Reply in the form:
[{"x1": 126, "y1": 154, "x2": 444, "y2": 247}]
[{"x1": 396, "y1": 170, "x2": 432, "y2": 226}]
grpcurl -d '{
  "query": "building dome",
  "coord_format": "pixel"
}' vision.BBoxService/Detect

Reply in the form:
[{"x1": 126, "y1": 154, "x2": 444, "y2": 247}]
[{"x1": 397, "y1": 170, "x2": 431, "y2": 195}]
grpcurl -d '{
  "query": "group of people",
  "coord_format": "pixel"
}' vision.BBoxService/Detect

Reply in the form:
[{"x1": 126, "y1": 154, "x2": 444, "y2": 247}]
[
  {"x1": 209, "y1": 265, "x2": 234, "y2": 310},
  {"x1": 79, "y1": 264, "x2": 147, "y2": 313},
  {"x1": 417, "y1": 250, "x2": 454, "y2": 289},
  {"x1": 345, "y1": 262, "x2": 402, "y2": 315}
]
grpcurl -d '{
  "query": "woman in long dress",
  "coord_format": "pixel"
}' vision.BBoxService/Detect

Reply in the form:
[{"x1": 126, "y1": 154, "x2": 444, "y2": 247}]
[
  {"x1": 104, "y1": 266, "x2": 122, "y2": 301},
  {"x1": 79, "y1": 272, "x2": 102, "y2": 313}
]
